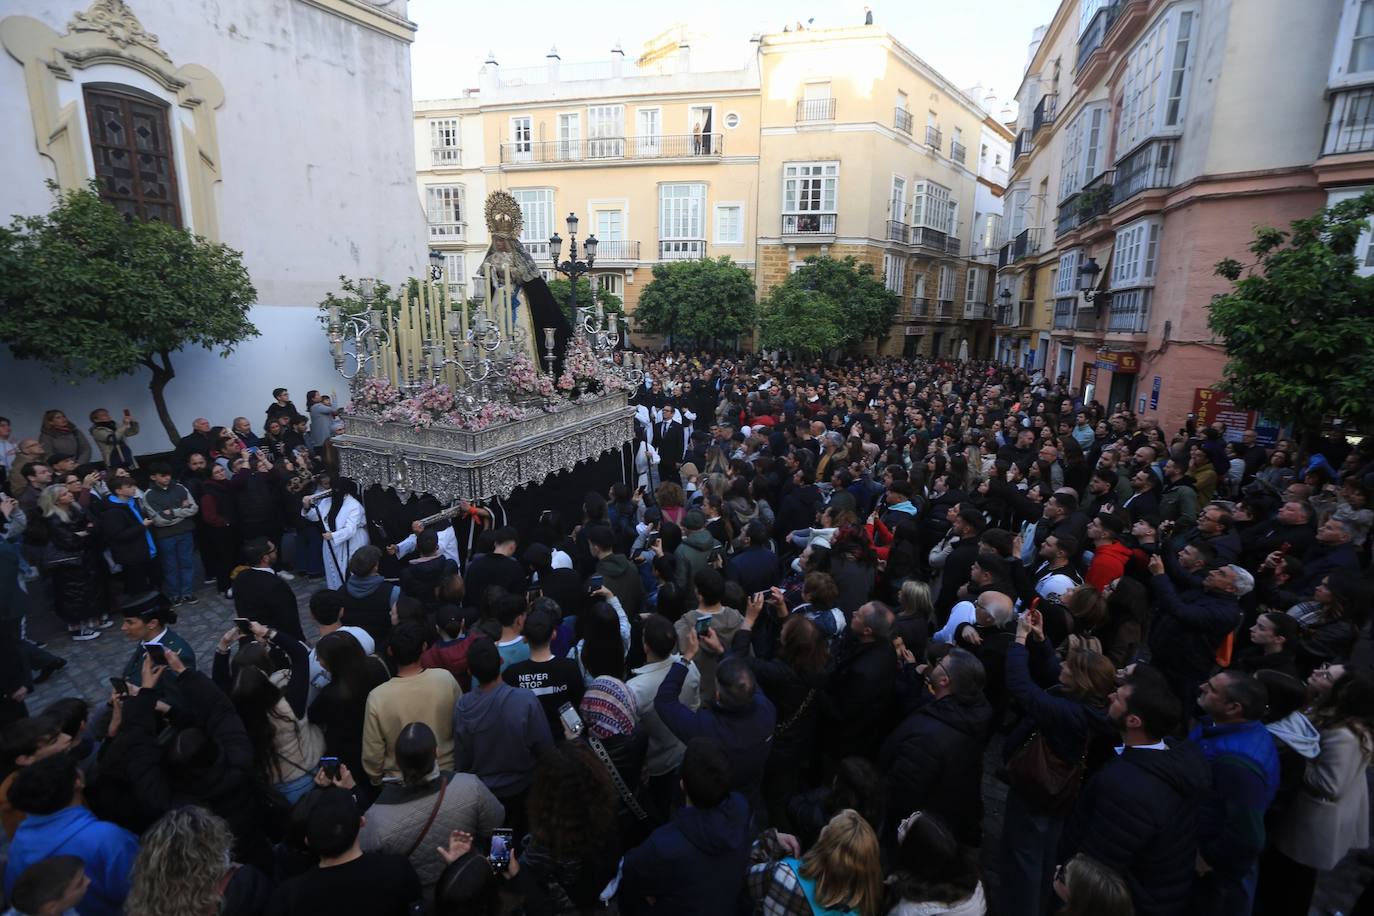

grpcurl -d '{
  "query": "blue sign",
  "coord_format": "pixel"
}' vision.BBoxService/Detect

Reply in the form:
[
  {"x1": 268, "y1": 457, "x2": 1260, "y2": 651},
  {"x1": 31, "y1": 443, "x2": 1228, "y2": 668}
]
[{"x1": 1149, "y1": 376, "x2": 1162, "y2": 410}]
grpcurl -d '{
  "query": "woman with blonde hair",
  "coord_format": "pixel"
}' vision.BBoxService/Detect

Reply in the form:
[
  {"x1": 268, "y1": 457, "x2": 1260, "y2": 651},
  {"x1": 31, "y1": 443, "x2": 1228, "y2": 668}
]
[
  {"x1": 38, "y1": 482, "x2": 107, "y2": 639},
  {"x1": 893, "y1": 580, "x2": 933, "y2": 661},
  {"x1": 749, "y1": 809, "x2": 884, "y2": 916},
  {"x1": 1054, "y1": 854, "x2": 1134, "y2": 916},
  {"x1": 997, "y1": 608, "x2": 1118, "y2": 916},
  {"x1": 125, "y1": 806, "x2": 269, "y2": 916}
]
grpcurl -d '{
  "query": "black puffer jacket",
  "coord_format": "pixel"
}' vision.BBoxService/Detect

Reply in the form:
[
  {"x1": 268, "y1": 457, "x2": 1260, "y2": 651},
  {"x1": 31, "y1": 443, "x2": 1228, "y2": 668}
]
[
  {"x1": 1063, "y1": 739, "x2": 1210, "y2": 916},
  {"x1": 878, "y1": 691, "x2": 993, "y2": 847},
  {"x1": 44, "y1": 511, "x2": 99, "y2": 616},
  {"x1": 231, "y1": 469, "x2": 281, "y2": 537}
]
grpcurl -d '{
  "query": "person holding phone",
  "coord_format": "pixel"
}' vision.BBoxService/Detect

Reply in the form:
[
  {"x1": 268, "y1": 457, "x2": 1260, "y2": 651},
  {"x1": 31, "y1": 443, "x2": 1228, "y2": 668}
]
[{"x1": 118, "y1": 593, "x2": 195, "y2": 712}]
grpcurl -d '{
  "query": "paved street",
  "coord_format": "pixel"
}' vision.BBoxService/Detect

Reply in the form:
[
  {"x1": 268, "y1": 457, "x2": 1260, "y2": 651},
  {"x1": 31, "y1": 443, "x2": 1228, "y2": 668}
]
[{"x1": 22, "y1": 575, "x2": 322, "y2": 710}]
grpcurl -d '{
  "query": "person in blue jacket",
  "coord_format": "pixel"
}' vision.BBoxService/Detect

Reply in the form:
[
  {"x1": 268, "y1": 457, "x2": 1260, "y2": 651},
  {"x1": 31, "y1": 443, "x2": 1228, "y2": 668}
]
[
  {"x1": 3, "y1": 754, "x2": 139, "y2": 916},
  {"x1": 619, "y1": 737, "x2": 753, "y2": 915}
]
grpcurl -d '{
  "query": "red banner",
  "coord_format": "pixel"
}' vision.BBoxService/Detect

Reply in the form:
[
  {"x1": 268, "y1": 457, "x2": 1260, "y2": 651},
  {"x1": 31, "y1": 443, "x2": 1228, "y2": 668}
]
[{"x1": 1192, "y1": 388, "x2": 1256, "y2": 432}]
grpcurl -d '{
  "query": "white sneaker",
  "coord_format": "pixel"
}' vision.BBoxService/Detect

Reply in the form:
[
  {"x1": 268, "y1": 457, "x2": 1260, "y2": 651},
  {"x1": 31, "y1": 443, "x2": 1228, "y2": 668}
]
[
  {"x1": 226, "y1": 587, "x2": 234, "y2": 599},
  {"x1": 71, "y1": 628, "x2": 101, "y2": 642},
  {"x1": 277, "y1": 570, "x2": 296, "y2": 581}
]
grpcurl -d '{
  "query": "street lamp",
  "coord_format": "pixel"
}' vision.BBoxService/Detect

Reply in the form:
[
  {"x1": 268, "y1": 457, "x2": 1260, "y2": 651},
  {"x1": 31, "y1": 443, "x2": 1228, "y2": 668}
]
[
  {"x1": 550, "y1": 211, "x2": 598, "y2": 320},
  {"x1": 1078, "y1": 256, "x2": 1109, "y2": 304},
  {"x1": 429, "y1": 249, "x2": 445, "y2": 283}
]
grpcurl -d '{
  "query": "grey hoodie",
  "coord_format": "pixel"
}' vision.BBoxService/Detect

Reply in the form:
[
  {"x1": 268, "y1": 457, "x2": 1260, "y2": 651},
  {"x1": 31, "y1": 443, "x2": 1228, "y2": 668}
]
[
  {"x1": 452, "y1": 682, "x2": 554, "y2": 796},
  {"x1": 1266, "y1": 711, "x2": 1322, "y2": 759}
]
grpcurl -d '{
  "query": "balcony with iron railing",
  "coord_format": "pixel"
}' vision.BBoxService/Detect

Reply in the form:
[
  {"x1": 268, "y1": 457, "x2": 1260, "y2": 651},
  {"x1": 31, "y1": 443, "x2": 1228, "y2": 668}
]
[
  {"x1": 1010, "y1": 227, "x2": 1042, "y2": 262},
  {"x1": 781, "y1": 213, "x2": 837, "y2": 237},
  {"x1": 525, "y1": 240, "x2": 551, "y2": 261},
  {"x1": 1033, "y1": 94, "x2": 1058, "y2": 135},
  {"x1": 1106, "y1": 289, "x2": 1150, "y2": 333},
  {"x1": 500, "y1": 133, "x2": 723, "y2": 165},
  {"x1": 909, "y1": 297, "x2": 930, "y2": 319},
  {"x1": 1113, "y1": 140, "x2": 1175, "y2": 206},
  {"x1": 1322, "y1": 87, "x2": 1374, "y2": 155},
  {"x1": 963, "y1": 302, "x2": 990, "y2": 320},
  {"x1": 911, "y1": 226, "x2": 948, "y2": 251},
  {"x1": 1053, "y1": 299, "x2": 1075, "y2": 330},
  {"x1": 659, "y1": 239, "x2": 705, "y2": 260},
  {"x1": 951, "y1": 140, "x2": 967, "y2": 164},
  {"x1": 1076, "y1": 1, "x2": 1124, "y2": 73},
  {"x1": 590, "y1": 239, "x2": 640, "y2": 262},
  {"x1": 996, "y1": 303, "x2": 1015, "y2": 326},
  {"x1": 945, "y1": 236, "x2": 962, "y2": 256},
  {"x1": 1056, "y1": 169, "x2": 1117, "y2": 238},
  {"x1": 998, "y1": 243, "x2": 1011, "y2": 269},
  {"x1": 1013, "y1": 129, "x2": 1034, "y2": 161},
  {"x1": 894, "y1": 108, "x2": 914, "y2": 135},
  {"x1": 935, "y1": 300, "x2": 955, "y2": 319},
  {"x1": 431, "y1": 146, "x2": 461, "y2": 166},
  {"x1": 926, "y1": 126, "x2": 943, "y2": 150},
  {"x1": 796, "y1": 98, "x2": 837, "y2": 122},
  {"x1": 428, "y1": 221, "x2": 466, "y2": 242},
  {"x1": 1075, "y1": 307, "x2": 1100, "y2": 332},
  {"x1": 886, "y1": 220, "x2": 910, "y2": 244}
]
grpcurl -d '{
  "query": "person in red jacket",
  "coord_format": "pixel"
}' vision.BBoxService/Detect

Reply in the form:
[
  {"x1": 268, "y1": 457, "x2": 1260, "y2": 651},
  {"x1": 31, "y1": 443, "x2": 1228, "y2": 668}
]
[{"x1": 1085, "y1": 513, "x2": 1141, "y2": 592}]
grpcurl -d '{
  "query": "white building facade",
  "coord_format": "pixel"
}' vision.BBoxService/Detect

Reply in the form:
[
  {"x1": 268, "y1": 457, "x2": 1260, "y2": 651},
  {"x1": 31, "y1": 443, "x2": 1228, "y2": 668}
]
[{"x1": 0, "y1": 0, "x2": 428, "y2": 448}]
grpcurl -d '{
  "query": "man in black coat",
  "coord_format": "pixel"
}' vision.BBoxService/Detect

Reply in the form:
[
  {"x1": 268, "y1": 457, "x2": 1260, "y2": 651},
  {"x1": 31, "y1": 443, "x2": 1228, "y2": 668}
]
[
  {"x1": 878, "y1": 646, "x2": 993, "y2": 848},
  {"x1": 651, "y1": 405, "x2": 687, "y2": 485},
  {"x1": 1146, "y1": 554, "x2": 1247, "y2": 715},
  {"x1": 463, "y1": 527, "x2": 527, "y2": 611},
  {"x1": 233, "y1": 537, "x2": 304, "y2": 640},
  {"x1": 1061, "y1": 664, "x2": 1210, "y2": 916},
  {"x1": 1239, "y1": 498, "x2": 1316, "y2": 568},
  {"x1": 823, "y1": 602, "x2": 898, "y2": 765},
  {"x1": 174, "y1": 417, "x2": 214, "y2": 471},
  {"x1": 935, "y1": 508, "x2": 987, "y2": 617}
]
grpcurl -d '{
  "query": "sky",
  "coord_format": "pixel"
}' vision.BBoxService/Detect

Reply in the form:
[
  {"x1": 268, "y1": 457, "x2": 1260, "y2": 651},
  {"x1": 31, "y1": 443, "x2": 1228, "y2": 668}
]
[{"x1": 407, "y1": 0, "x2": 1061, "y2": 111}]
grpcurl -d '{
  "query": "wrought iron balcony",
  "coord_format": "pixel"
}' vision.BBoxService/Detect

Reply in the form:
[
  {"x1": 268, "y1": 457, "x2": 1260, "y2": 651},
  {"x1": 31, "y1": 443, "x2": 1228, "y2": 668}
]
[
  {"x1": 951, "y1": 140, "x2": 967, "y2": 163},
  {"x1": 935, "y1": 300, "x2": 955, "y2": 319},
  {"x1": 1033, "y1": 94, "x2": 1057, "y2": 135},
  {"x1": 998, "y1": 243, "x2": 1011, "y2": 269},
  {"x1": 659, "y1": 239, "x2": 705, "y2": 260},
  {"x1": 1107, "y1": 289, "x2": 1150, "y2": 332},
  {"x1": 1010, "y1": 228, "x2": 1042, "y2": 262},
  {"x1": 886, "y1": 220, "x2": 910, "y2": 243},
  {"x1": 590, "y1": 240, "x2": 640, "y2": 262},
  {"x1": 499, "y1": 133, "x2": 722, "y2": 164},
  {"x1": 1077, "y1": 1, "x2": 1124, "y2": 73},
  {"x1": 1075, "y1": 307, "x2": 1100, "y2": 332},
  {"x1": 945, "y1": 236, "x2": 962, "y2": 256},
  {"x1": 926, "y1": 126, "x2": 943, "y2": 150},
  {"x1": 1013, "y1": 129, "x2": 1033, "y2": 161},
  {"x1": 996, "y1": 304, "x2": 1015, "y2": 326},
  {"x1": 1053, "y1": 299, "x2": 1074, "y2": 330},
  {"x1": 1056, "y1": 170, "x2": 1117, "y2": 237},
  {"x1": 781, "y1": 213, "x2": 837, "y2": 236},
  {"x1": 894, "y1": 108, "x2": 914, "y2": 135},
  {"x1": 910, "y1": 296, "x2": 930, "y2": 318},
  {"x1": 796, "y1": 98, "x2": 837, "y2": 122},
  {"x1": 911, "y1": 226, "x2": 948, "y2": 251},
  {"x1": 1113, "y1": 140, "x2": 1175, "y2": 205}
]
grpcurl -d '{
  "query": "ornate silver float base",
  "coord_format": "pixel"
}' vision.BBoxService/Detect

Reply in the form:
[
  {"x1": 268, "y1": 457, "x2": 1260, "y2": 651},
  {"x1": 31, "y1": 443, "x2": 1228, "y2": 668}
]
[{"x1": 333, "y1": 392, "x2": 633, "y2": 502}]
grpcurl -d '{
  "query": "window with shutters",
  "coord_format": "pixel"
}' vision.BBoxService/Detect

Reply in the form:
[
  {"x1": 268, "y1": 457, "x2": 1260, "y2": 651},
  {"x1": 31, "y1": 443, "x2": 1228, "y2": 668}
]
[
  {"x1": 883, "y1": 254, "x2": 905, "y2": 295},
  {"x1": 938, "y1": 264, "x2": 955, "y2": 301},
  {"x1": 83, "y1": 85, "x2": 182, "y2": 226},
  {"x1": 714, "y1": 205, "x2": 743, "y2": 244},
  {"x1": 425, "y1": 185, "x2": 465, "y2": 240},
  {"x1": 430, "y1": 118, "x2": 460, "y2": 164},
  {"x1": 964, "y1": 266, "x2": 987, "y2": 303},
  {"x1": 1055, "y1": 249, "x2": 1082, "y2": 297},
  {"x1": 510, "y1": 117, "x2": 533, "y2": 161},
  {"x1": 1117, "y1": 6, "x2": 1198, "y2": 156},
  {"x1": 512, "y1": 188, "x2": 553, "y2": 258},
  {"x1": 1111, "y1": 218, "x2": 1163, "y2": 289},
  {"x1": 597, "y1": 272, "x2": 624, "y2": 299}
]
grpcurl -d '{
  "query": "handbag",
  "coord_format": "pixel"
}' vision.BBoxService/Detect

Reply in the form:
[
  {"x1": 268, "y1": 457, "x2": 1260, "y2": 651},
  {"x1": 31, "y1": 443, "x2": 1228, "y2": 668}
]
[
  {"x1": 1004, "y1": 730, "x2": 1085, "y2": 817},
  {"x1": 405, "y1": 774, "x2": 450, "y2": 857},
  {"x1": 774, "y1": 689, "x2": 817, "y2": 738}
]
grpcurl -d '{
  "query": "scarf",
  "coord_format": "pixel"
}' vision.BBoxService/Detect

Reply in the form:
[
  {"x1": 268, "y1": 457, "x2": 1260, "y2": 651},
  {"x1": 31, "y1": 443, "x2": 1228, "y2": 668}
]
[
  {"x1": 93, "y1": 420, "x2": 133, "y2": 466},
  {"x1": 109, "y1": 494, "x2": 156, "y2": 558}
]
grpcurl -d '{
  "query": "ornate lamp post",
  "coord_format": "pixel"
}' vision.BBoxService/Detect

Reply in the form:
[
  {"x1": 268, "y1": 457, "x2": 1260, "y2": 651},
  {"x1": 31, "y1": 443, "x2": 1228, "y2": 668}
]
[
  {"x1": 1078, "y1": 256, "x2": 1110, "y2": 305},
  {"x1": 549, "y1": 211, "x2": 598, "y2": 319},
  {"x1": 429, "y1": 249, "x2": 445, "y2": 283}
]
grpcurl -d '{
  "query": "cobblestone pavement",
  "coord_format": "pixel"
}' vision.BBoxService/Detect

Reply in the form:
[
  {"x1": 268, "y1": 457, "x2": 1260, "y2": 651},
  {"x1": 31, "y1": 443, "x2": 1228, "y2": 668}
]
[{"x1": 23, "y1": 574, "x2": 322, "y2": 710}]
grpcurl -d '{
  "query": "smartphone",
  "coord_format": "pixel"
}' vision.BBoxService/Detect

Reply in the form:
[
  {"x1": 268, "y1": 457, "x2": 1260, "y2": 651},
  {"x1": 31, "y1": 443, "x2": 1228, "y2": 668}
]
[
  {"x1": 319, "y1": 756, "x2": 341, "y2": 780},
  {"x1": 234, "y1": 617, "x2": 254, "y2": 636},
  {"x1": 143, "y1": 643, "x2": 168, "y2": 667},
  {"x1": 587, "y1": 575, "x2": 604, "y2": 592},
  {"x1": 695, "y1": 616, "x2": 712, "y2": 637},
  {"x1": 558, "y1": 702, "x2": 583, "y2": 736},
  {"x1": 489, "y1": 828, "x2": 514, "y2": 870},
  {"x1": 109, "y1": 676, "x2": 128, "y2": 696}
]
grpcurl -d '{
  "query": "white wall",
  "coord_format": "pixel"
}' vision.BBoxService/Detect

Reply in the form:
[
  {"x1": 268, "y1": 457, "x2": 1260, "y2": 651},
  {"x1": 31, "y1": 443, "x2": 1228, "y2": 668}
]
[{"x1": 0, "y1": 0, "x2": 428, "y2": 450}]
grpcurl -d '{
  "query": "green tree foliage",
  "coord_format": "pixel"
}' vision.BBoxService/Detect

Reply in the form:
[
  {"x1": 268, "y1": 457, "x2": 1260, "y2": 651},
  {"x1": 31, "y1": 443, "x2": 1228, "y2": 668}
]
[
  {"x1": 758, "y1": 255, "x2": 899, "y2": 355},
  {"x1": 632, "y1": 257, "x2": 757, "y2": 348},
  {"x1": 318, "y1": 276, "x2": 405, "y2": 326},
  {"x1": 0, "y1": 183, "x2": 258, "y2": 442},
  {"x1": 1208, "y1": 190, "x2": 1374, "y2": 442},
  {"x1": 546, "y1": 276, "x2": 624, "y2": 323}
]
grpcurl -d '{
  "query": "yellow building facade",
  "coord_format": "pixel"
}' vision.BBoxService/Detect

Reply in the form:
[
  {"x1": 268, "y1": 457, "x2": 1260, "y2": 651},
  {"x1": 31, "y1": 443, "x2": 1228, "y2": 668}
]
[{"x1": 415, "y1": 25, "x2": 1008, "y2": 356}]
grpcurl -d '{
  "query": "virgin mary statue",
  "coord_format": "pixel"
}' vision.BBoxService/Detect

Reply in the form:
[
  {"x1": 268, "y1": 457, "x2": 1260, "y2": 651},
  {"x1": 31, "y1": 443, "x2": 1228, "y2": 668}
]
[{"x1": 478, "y1": 191, "x2": 574, "y2": 377}]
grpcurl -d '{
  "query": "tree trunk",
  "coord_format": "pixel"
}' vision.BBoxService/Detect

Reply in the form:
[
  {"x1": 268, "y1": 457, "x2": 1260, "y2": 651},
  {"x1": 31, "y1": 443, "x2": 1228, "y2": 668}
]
[{"x1": 141, "y1": 351, "x2": 179, "y2": 445}]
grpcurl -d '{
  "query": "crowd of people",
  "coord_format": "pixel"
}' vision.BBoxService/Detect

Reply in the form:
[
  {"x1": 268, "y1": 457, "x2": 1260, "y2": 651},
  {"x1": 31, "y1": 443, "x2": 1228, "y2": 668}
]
[{"x1": 1, "y1": 356, "x2": 1373, "y2": 916}]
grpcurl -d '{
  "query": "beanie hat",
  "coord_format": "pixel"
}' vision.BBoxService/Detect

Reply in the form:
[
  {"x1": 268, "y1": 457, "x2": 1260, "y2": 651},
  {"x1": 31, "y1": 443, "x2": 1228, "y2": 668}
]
[
  {"x1": 579, "y1": 677, "x2": 637, "y2": 738},
  {"x1": 682, "y1": 509, "x2": 706, "y2": 531}
]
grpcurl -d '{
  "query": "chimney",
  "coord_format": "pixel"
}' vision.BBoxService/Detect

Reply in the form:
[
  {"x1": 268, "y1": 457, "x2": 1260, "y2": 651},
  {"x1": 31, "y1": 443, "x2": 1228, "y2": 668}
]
[
  {"x1": 480, "y1": 49, "x2": 500, "y2": 93},
  {"x1": 611, "y1": 41, "x2": 624, "y2": 78},
  {"x1": 677, "y1": 40, "x2": 690, "y2": 73},
  {"x1": 546, "y1": 44, "x2": 560, "y2": 83}
]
